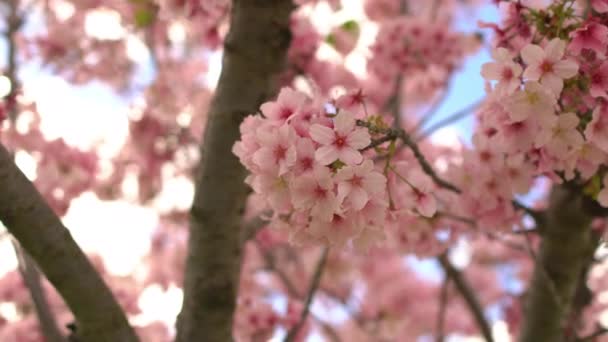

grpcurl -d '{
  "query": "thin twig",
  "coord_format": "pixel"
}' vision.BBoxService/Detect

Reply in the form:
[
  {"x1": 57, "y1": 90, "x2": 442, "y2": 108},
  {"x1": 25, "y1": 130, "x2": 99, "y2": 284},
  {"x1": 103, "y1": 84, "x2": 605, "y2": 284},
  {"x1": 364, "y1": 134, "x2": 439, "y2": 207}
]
[
  {"x1": 512, "y1": 200, "x2": 545, "y2": 225},
  {"x1": 240, "y1": 211, "x2": 271, "y2": 243},
  {"x1": 13, "y1": 241, "x2": 66, "y2": 342},
  {"x1": 284, "y1": 247, "x2": 330, "y2": 342},
  {"x1": 357, "y1": 120, "x2": 461, "y2": 194},
  {"x1": 412, "y1": 82, "x2": 452, "y2": 134},
  {"x1": 416, "y1": 99, "x2": 482, "y2": 141},
  {"x1": 255, "y1": 241, "x2": 300, "y2": 298},
  {"x1": 578, "y1": 326, "x2": 608, "y2": 342},
  {"x1": 390, "y1": 77, "x2": 404, "y2": 128},
  {"x1": 438, "y1": 253, "x2": 494, "y2": 342},
  {"x1": 435, "y1": 275, "x2": 450, "y2": 342}
]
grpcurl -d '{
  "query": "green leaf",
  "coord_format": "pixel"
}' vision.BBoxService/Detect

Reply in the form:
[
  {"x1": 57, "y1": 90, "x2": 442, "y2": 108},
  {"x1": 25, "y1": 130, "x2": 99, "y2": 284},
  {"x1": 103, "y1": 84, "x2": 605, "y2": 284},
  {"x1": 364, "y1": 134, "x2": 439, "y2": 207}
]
[
  {"x1": 341, "y1": 20, "x2": 359, "y2": 33},
  {"x1": 584, "y1": 174, "x2": 602, "y2": 198},
  {"x1": 135, "y1": 8, "x2": 155, "y2": 28}
]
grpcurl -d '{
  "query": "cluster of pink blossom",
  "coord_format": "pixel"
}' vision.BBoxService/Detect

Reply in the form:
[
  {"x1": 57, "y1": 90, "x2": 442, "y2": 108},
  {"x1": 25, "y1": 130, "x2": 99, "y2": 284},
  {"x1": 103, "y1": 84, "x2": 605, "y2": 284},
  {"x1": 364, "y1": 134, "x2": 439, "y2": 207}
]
[
  {"x1": 368, "y1": 17, "x2": 478, "y2": 83},
  {"x1": 3, "y1": 111, "x2": 98, "y2": 215},
  {"x1": 155, "y1": 0, "x2": 230, "y2": 47},
  {"x1": 440, "y1": 1, "x2": 608, "y2": 231},
  {"x1": 233, "y1": 87, "x2": 392, "y2": 249}
]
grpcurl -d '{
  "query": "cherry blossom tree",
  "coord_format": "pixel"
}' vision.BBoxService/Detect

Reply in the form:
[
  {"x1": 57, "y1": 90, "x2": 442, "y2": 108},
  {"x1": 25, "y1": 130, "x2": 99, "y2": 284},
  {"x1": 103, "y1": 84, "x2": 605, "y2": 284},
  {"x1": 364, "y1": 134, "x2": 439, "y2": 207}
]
[{"x1": 3, "y1": 0, "x2": 608, "y2": 341}]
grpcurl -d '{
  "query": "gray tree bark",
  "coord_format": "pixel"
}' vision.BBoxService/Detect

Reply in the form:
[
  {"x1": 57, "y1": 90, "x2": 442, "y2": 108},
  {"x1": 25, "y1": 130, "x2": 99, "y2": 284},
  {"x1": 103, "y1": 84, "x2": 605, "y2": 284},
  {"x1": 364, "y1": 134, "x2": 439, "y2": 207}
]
[
  {"x1": 175, "y1": 1, "x2": 293, "y2": 341},
  {"x1": 0, "y1": 144, "x2": 138, "y2": 342},
  {"x1": 519, "y1": 186, "x2": 597, "y2": 342}
]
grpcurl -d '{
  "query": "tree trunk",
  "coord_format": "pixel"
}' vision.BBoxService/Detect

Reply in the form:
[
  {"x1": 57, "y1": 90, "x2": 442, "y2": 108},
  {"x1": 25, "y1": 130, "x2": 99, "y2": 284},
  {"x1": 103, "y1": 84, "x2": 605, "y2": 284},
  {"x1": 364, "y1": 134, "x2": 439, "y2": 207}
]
[
  {"x1": 519, "y1": 186, "x2": 596, "y2": 342},
  {"x1": 175, "y1": 1, "x2": 293, "y2": 341}
]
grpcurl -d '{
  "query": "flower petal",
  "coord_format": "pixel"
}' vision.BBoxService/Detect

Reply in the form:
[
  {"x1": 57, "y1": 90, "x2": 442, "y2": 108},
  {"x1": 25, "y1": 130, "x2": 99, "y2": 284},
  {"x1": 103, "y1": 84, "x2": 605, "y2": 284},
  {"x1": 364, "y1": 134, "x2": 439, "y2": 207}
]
[
  {"x1": 521, "y1": 44, "x2": 545, "y2": 66},
  {"x1": 545, "y1": 38, "x2": 566, "y2": 61},
  {"x1": 310, "y1": 124, "x2": 335, "y2": 145},
  {"x1": 315, "y1": 146, "x2": 339, "y2": 165},
  {"x1": 347, "y1": 128, "x2": 371, "y2": 149},
  {"x1": 553, "y1": 59, "x2": 579, "y2": 79},
  {"x1": 338, "y1": 147, "x2": 363, "y2": 165},
  {"x1": 334, "y1": 110, "x2": 356, "y2": 135}
]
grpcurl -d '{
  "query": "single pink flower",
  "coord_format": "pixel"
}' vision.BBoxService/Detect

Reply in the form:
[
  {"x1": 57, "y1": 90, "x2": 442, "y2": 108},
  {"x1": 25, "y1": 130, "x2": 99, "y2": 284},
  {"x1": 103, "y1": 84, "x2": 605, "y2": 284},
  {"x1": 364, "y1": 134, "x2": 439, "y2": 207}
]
[
  {"x1": 536, "y1": 112, "x2": 583, "y2": 157},
  {"x1": 308, "y1": 213, "x2": 357, "y2": 247},
  {"x1": 293, "y1": 138, "x2": 317, "y2": 175},
  {"x1": 291, "y1": 166, "x2": 339, "y2": 221},
  {"x1": 585, "y1": 105, "x2": 608, "y2": 153},
  {"x1": 569, "y1": 23, "x2": 608, "y2": 57},
  {"x1": 335, "y1": 160, "x2": 387, "y2": 211},
  {"x1": 592, "y1": 0, "x2": 608, "y2": 13},
  {"x1": 589, "y1": 62, "x2": 608, "y2": 99},
  {"x1": 503, "y1": 81, "x2": 556, "y2": 122},
  {"x1": 260, "y1": 87, "x2": 308, "y2": 123},
  {"x1": 310, "y1": 110, "x2": 371, "y2": 165},
  {"x1": 481, "y1": 47, "x2": 523, "y2": 94},
  {"x1": 252, "y1": 124, "x2": 297, "y2": 175},
  {"x1": 521, "y1": 39, "x2": 579, "y2": 95},
  {"x1": 397, "y1": 167, "x2": 437, "y2": 217}
]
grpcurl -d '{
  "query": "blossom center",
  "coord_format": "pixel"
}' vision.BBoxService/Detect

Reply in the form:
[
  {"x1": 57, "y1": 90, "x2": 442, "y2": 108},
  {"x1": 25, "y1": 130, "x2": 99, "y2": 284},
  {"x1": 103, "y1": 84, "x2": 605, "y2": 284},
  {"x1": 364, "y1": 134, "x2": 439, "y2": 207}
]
[
  {"x1": 334, "y1": 135, "x2": 347, "y2": 148},
  {"x1": 274, "y1": 145, "x2": 287, "y2": 161},
  {"x1": 279, "y1": 107, "x2": 293, "y2": 120},
  {"x1": 350, "y1": 175, "x2": 363, "y2": 187},
  {"x1": 540, "y1": 60, "x2": 553, "y2": 73},
  {"x1": 501, "y1": 67, "x2": 514, "y2": 80},
  {"x1": 314, "y1": 185, "x2": 327, "y2": 199}
]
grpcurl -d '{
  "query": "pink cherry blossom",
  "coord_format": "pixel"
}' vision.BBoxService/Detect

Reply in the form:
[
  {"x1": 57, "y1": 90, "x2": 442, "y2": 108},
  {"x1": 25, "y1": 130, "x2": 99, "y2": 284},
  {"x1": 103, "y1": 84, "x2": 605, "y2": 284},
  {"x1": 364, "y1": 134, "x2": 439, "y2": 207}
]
[
  {"x1": 393, "y1": 165, "x2": 437, "y2": 218},
  {"x1": 293, "y1": 137, "x2": 317, "y2": 175},
  {"x1": 252, "y1": 124, "x2": 297, "y2": 175},
  {"x1": 335, "y1": 160, "x2": 387, "y2": 211},
  {"x1": 481, "y1": 47, "x2": 523, "y2": 94},
  {"x1": 308, "y1": 213, "x2": 358, "y2": 247},
  {"x1": 309, "y1": 110, "x2": 370, "y2": 165},
  {"x1": 589, "y1": 62, "x2": 608, "y2": 99},
  {"x1": 569, "y1": 23, "x2": 608, "y2": 57},
  {"x1": 536, "y1": 112, "x2": 583, "y2": 157},
  {"x1": 598, "y1": 175, "x2": 608, "y2": 207},
  {"x1": 291, "y1": 166, "x2": 339, "y2": 221},
  {"x1": 246, "y1": 173, "x2": 292, "y2": 214},
  {"x1": 260, "y1": 87, "x2": 309, "y2": 123},
  {"x1": 503, "y1": 81, "x2": 556, "y2": 122},
  {"x1": 521, "y1": 39, "x2": 579, "y2": 95},
  {"x1": 585, "y1": 105, "x2": 608, "y2": 153},
  {"x1": 592, "y1": 0, "x2": 608, "y2": 13}
]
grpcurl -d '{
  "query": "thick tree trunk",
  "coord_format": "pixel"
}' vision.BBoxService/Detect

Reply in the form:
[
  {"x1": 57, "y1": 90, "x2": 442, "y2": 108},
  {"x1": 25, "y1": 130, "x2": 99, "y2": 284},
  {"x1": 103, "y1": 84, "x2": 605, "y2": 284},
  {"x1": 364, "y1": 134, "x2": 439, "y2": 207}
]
[
  {"x1": 175, "y1": 1, "x2": 293, "y2": 341},
  {"x1": 0, "y1": 144, "x2": 138, "y2": 342},
  {"x1": 519, "y1": 186, "x2": 596, "y2": 342}
]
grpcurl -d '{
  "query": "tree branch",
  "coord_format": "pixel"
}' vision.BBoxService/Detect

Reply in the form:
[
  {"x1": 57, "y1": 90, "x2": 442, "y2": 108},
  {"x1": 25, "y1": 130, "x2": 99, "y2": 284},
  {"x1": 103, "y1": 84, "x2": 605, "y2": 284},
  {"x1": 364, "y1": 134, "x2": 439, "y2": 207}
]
[
  {"x1": 176, "y1": 1, "x2": 293, "y2": 341},
  {"x1": 0, "y1": 144, "x2": 137, "y2": 342},
  {"x1": 438, "y1": 253, "x2": 494, "y2": 342},
  {"x1": 435, "y1": 275, "x2": 450, "y2": 342},
  {"x1": 416, "y1": 98, "x2": 482, "y2": 141},
  {"x1": 357, "y1": 120, "x2": 461, "y2": 193},
  {"x1": 3, "y1": 4, "x2": 66, "y2": 341},
  {"x1": 284, "y1": 247, "x2": 329, "y2": 342}
]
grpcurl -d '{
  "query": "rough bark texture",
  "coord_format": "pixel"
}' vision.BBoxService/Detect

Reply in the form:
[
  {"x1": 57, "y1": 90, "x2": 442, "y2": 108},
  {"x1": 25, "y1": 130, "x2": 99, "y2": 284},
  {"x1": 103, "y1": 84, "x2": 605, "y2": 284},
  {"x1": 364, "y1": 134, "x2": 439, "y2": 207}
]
[
  {"x1": 0, "y1": 144, "x2": 138, "y2": 342},
  {"x1": 175, "y1": 1, "x2": 293, "y2": 341},
  {"x1": 519, "y1": 186, "x2": 596, "y2": 342}
]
